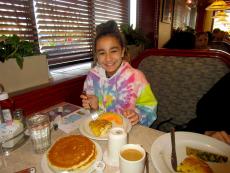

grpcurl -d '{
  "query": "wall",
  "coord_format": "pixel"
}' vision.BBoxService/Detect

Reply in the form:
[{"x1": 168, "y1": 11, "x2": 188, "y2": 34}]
[
  {"x1": 158, "y1": 23, "x2": 172, "y2": 48},
  {"x1": 203, "y1": 10, "x2": 213, "y2": 32},
  {"x1": 0, "y1": 55, "x2": 50, "y2": 94}
]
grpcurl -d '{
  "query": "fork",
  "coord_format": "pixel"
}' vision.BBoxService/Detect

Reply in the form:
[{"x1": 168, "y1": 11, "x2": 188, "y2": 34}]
[{"x1": 81, "y1": 91, "x2": 99, "y2": 120}]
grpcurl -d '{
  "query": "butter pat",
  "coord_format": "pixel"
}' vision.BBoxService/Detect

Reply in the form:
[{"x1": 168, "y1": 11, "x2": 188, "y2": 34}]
[{"x1": 0, "y1": 120, "x2": 24, "y2": 148}]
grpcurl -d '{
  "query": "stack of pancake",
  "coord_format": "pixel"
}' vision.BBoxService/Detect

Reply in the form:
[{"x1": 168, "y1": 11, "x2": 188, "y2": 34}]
[{"x1": 47, "y1": 135, "x2": 97, "y2": 172}]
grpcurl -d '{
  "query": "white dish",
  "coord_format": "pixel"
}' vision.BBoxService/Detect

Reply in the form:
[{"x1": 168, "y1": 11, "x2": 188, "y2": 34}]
[
  {"x1": 41, "y1": 140, "x2": 103, "y2": 173},
  {"x1": 79, "y1": 116, "x2": 132, "y2": 140},
  {"x1": 151, "y1": 132, "x2": 230, "y2": 173}
]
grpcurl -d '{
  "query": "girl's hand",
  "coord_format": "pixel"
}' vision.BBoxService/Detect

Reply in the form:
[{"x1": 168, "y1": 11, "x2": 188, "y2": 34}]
[
  {"x1": 80, "y1": 93, "x2": 99, "y2": 110},
  {"x1": 123, "y1": 109, "x2": 140, "y2": 125},
  {"x1": 205, "y1": 131, "x2": 230, "y2": 145}
]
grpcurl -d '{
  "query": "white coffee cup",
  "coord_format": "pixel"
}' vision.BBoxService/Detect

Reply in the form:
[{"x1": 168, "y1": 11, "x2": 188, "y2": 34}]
[{"x1": 119, "y1": 144, "x2": 146, "y2": 173}]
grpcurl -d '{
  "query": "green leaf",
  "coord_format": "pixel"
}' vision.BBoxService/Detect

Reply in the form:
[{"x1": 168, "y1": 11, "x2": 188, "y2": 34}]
[
  {"x1": 16, "y1": 55, "x2": 24, "y2": 69},
  {"x1": 1, "y1": 34, "x2": 35, "y2": 68}
]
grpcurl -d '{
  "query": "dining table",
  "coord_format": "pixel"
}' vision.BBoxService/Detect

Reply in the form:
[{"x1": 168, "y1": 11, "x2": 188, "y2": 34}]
[{"x1": 0, "y1": 103, "x2": 165, "y2": 173}]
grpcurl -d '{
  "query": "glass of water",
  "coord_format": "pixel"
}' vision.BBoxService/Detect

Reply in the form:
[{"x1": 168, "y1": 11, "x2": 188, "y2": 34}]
[{"x1": 26, "y1": 114, "x2": 51, "y2": 154}]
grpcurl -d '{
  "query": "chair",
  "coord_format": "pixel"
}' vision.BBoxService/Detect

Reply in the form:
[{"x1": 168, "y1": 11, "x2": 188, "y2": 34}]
[
  {"x1": 209, "y1": 41, "x2": 230, "y2": 53},
  {"x1": 132, "y1": 48, "x2": 230, "y2": 132}
]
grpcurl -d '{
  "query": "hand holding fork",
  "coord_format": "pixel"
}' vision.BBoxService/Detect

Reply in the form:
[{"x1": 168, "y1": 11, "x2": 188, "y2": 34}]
[{"x1": 80, "y1": 91, "x2": 99, "y2": 120}]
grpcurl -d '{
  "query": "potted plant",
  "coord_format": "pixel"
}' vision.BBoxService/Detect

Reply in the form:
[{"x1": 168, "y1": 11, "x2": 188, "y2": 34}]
[
  {"x1": 0, "y1": 35, "x2": 50, "y2": 93},
  {"x1": 0, "y1": 35, "x2": 35, "y2": 69},
  {"x1": 120, "y1": 24, "x2": 150, "y2": 59}
]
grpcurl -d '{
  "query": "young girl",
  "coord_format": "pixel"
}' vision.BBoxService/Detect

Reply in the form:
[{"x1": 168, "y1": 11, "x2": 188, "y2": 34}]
[{"x1": 80, "y1": 20, "x2": 157, "y2": 127}]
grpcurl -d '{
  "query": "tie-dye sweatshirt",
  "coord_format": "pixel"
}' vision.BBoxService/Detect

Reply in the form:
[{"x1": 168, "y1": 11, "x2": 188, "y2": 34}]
[{"x1": 83, "y1": 61, "x2": 157, "y2": 126}]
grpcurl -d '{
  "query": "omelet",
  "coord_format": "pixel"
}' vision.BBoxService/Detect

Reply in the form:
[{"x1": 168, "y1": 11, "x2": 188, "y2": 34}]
[
  {"x1": 177, "y1": 155, "x2": 213, "y2": 173},
  {"x1": 89, "y1": 119, "x2": 112, "y2": 137}
]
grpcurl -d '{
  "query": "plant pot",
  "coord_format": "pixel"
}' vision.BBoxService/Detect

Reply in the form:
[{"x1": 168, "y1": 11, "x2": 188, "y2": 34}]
[{"x1": 0, "y1": 55, "x2": 50, "y2": 94}]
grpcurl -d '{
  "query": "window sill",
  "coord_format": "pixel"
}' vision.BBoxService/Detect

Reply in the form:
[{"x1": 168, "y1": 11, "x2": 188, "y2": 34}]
[
  {"x1": 49, "y1": 62, "x2": 92, "y2": 82},
  {"x1": 10, "y1": 62, "x2": 92, "y2": 97}
]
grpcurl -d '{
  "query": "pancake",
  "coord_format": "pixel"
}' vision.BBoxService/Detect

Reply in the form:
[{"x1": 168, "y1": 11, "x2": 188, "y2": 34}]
[{"x1": 47, "y1": 135, "x2": 96, "y2": 172}]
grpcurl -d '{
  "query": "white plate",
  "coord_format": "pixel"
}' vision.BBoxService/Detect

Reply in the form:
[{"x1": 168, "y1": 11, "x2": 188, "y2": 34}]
[
  {"x1": 41, "y1": 140, "x2": 103, "y2": 173},
  {"x1": 79, "y1": 116, "x2": 132, "y2": 140},
  {"x1": 151, "y1": 132, "x2": 230, "y2": 173}
]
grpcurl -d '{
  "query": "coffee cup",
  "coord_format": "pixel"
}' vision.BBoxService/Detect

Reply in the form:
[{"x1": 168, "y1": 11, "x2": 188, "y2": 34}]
[{"x1": 119, "y1": 144, "x2": 146, "y2": 173}]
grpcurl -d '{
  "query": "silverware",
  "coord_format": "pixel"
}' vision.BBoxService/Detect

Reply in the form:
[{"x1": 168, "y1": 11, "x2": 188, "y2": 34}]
[
  {"x1": 145, "y1": 151, "x2": 149, "y2": 173},
  {"x1": 170, "y1": 128, "x2": 178, "y2": 172},
  {"x1": 82, "y1": 91, "x2": 99, "y2": 120}
]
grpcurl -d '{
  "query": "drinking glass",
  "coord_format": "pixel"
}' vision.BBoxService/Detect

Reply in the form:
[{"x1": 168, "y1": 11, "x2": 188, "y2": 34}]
[{"x1": 26, "y1": 114, "x2": 51, "y2": 154}]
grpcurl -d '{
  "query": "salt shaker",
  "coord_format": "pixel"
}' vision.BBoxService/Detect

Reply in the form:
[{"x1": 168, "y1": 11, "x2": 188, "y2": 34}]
[
  {"x1": 13, "y1": 109, "x2": 25, "y2": 125},
  {"x1": 104, "y1": 127, "x2": 127, "y2": 166}
]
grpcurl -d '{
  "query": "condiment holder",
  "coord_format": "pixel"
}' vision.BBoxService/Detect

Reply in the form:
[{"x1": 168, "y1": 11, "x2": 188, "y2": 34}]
[{"x1": 103, "y1": 127, "x2": 127, "y2": 167}]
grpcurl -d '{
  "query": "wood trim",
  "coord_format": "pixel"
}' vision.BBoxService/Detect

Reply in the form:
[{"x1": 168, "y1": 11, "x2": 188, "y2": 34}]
[
  {"x1": 11, "y1": 75, "x2": 86, "y2": 116},
  {"x1": 131, "y1": 48, "x2": 230, "y2": 68}
]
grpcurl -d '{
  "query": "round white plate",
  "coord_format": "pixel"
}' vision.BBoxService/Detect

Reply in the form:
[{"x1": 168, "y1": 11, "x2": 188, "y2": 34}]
[
  {"x1": 41, "y1": 140, "x2": 103, "y2": 173},
  {"x1": 151, "y1": 132, "x2": 230, "y2": 173},
  {"x1": 79, "y1": 116, "x2": 132, "y2": 140}
]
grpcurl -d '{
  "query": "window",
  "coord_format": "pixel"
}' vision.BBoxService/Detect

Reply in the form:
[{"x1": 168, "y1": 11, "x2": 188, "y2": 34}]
[
  {"x1": 0, "y1": 0, "x2": 36, "y2": 41},
  {"x1": 34, "y1": 0, "x2": 94, "y2": 67},
  {"x1": 94, "y1": 0, "x2": 129, "y2": 26},
  {"x1": 213, "y1": 10, "x2": 230, "y2": 33},
  {"x1": 0, "y1": 0, "x2": 129, "y2": 67},
  {"x1": 129, "y1": 0, "x2": 136, "y2": 28}
]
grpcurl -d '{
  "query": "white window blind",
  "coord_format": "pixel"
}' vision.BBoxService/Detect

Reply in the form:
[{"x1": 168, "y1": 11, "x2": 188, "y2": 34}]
[
  {"x1": 34, "y1": 0, "x2": 94, "y2": 66},
  {"x1": 0, "y1": 0, "x2": 36, "y2": 41},
  {"x1": 1, "y1": 0, "x2": 129, "y2": 67},
  {"x1": 94, "y1": 0, "x2": 129, "y2": 26}
]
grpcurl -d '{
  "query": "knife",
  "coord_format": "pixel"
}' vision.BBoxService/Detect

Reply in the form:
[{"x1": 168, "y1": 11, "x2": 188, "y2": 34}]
[
  {"x1": 170, "y1": 128, "x2": 178, "y2": 172},
  {"x1": 145, "y1": 151, "x2": 149, "y2": 173}
]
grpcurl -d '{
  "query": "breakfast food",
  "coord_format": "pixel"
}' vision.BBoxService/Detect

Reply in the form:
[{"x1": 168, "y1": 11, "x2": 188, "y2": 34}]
[
  {"x1": 98, "y1": 112, "x2": 123, "y2": 125},
  {"x1": 177, "y1": 155, "x2": 213, "y2": 173},
  {"x1": 89, "y1": 112, "x2": 124, "y2": 137},
  {"x1": 186, "y1": 147, "x2": 228, "y2": 163},
  {"x1": 47, "y1": 135, "x2": 96, "y2": 172},
  {"x1": 89, "y1": 119, "x2": 112, "y2": 137}
]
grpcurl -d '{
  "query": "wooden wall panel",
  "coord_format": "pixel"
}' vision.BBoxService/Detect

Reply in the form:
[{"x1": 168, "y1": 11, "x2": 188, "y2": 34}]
[
  {"x1": 12, "y1": 75, "x2": 86, "y2": 116},
  {"x1": 138, "y1": 0, "x2": 160, "y2": 48}
]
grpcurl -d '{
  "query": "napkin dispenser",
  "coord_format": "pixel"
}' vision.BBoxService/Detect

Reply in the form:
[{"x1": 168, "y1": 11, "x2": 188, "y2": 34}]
[{"x1": 0, "y1": 120, "x2": 24, "y2": 148}]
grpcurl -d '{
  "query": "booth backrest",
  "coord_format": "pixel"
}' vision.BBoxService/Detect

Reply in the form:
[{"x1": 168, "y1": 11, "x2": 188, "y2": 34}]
[
  {"x1": 132, "y1": 49, "x2": 230, "y2": 131},
  {"x1": 209, "y1": 41, "x2": 230, "y2": 53}
]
